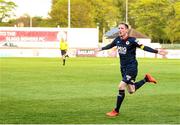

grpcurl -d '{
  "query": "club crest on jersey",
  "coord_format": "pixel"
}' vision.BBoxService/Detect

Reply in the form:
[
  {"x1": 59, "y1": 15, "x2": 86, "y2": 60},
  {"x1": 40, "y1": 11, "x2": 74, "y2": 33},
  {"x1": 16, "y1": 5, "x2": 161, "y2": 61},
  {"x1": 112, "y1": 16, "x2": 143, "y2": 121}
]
[{"x1": 126, "y1": 41, "x2": 130, "y2": 45}]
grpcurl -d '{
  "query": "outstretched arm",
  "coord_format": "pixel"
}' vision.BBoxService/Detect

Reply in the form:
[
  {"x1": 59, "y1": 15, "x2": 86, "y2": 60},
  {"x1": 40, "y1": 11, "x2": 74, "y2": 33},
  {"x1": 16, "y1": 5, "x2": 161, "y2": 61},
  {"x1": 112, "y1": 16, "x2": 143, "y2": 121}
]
[
  {"x1": 140, "y1": 45, "x2": 167, "y2": 56},
  {"x1": 102, "y1": 41, "x2": 116, "y2": 50},
  {"x1": 140, "y1": 45, "x2": 158, "y2": 53},
  {"x1": 157, "y1": 49, "x2": 168, "y2": 56},
  {"x1": 134, "y1": 38, "x2": 167, "y2": 56},
  {"x1": 97, "y1": 40, "x2": 116, "y2": 52}
]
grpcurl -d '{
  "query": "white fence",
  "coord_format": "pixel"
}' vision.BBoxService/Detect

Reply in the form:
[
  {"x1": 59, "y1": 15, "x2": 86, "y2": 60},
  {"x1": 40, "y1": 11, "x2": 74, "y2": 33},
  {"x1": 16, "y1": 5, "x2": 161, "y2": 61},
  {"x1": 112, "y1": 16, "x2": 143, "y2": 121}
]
[
  {"x1": 0, "y1": 27, "x2": 180, "y2": 58},
  {"x1": 0, "y1": 27, "x2": 98, "y2": 57}
]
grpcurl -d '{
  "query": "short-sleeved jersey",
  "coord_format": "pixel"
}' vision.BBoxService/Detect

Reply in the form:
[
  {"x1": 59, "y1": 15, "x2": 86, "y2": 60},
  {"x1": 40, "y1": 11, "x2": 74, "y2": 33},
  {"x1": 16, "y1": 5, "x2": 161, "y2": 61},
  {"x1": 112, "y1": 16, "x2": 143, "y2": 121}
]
[
  {"x1": 60, "y1": 40, "x2": 68, "y2": 50},
  {"x1": 102, "y1": 36, "x2": 141, "y2": 67}
]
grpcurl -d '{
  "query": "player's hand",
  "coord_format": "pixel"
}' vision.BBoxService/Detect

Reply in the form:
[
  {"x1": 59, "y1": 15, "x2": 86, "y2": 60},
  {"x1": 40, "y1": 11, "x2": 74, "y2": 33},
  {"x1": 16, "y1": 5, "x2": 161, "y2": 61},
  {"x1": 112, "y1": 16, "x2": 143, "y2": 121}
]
[
  {"x1": 158, "y1": 49, "x2": 168, "y2": 56},
  {"x1": 95, "y1": 48, "x2": 102, "y2": 53}
]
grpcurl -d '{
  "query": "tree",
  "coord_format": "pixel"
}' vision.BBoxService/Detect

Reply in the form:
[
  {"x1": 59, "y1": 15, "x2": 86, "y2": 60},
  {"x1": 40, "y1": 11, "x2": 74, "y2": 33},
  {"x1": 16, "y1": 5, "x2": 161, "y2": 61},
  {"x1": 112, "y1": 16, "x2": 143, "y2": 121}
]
[
  {"x1": 49, "y1": 0, "x2": 68, "y2": 27},
  {"x1": 49, "y1": 0, "x2": 120, "y2": 42},
  {"x1": 71, "y1": 0, "x2": 94, "y2": 28},
  {"x1": 90, "y1": 0, "x2": 119, "y2": 42},
  {"x1": 165, "y1": 1, "x2": 180, "y2": 43},
  {"x1": 49, "y1": 0, "x2": 96, "y2": 28},
  {"x1": 129, "y1": 0, "x2": 171, "y2": 43},
  {"x1": 114, "y1": 0, "x2": 126, "y2": 23},
  {"x1": 32, "y1": 16, "x2": 54, "y2": 27},
  {"x1": 0, "y1": 0, "x2": 17, "y2": 22}
]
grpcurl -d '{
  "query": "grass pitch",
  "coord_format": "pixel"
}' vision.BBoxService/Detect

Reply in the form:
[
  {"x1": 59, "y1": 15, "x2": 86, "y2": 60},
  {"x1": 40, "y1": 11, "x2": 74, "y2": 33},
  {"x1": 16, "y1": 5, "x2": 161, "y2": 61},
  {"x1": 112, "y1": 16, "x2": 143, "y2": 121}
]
[{"x1": 0, "y1": 57, "x2": 180, "y2": 124}]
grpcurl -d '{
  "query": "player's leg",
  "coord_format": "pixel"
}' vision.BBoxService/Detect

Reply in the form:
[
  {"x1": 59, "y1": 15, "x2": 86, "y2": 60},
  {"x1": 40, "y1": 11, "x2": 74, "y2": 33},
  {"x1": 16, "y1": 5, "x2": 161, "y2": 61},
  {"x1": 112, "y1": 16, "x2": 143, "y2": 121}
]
[
  {"x1": 106, "y1": 67, "x2": 127, "y2": 117},
  {"x1": 125, "y1": 64, "x2": 137, "y2": 94},
  {"x1": 115, "y1": 81, "x2": 126, "y2": 112},
  {"x1": 134, "y1": 74, "x2": 157, "y2": 90},
  {"x1": 106, "y1": 81, "x2": 126, "y2": 117},
  {"x1": 145, "y1": 73, "x2": 157, "y2": 83},
  {"x1": 122, "y1": 62, "x2": 156, "y2": 92},
  {"x1": 61, "y1": 50, "x2": 66, "y2": 65},
  {"x1": 62, "y1": 55, "x2": 66, "y2": 65},
  {"x1": 114, "y1": 67, "x2": 127, "y2": 114},
  {"x1": 134, "y1": 79, "x2": 146, "y2": 90},
  {"x1": 127, "y1": 83, "x2": 135, "y2": 94},
  {"x1": 65, "y1": 50, "x2": 69, "y2": 57}
]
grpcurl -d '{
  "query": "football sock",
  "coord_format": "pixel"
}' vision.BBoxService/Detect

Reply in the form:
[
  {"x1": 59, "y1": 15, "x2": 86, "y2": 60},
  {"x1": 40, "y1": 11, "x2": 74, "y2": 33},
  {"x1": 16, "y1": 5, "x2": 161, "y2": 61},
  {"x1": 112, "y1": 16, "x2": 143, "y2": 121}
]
[
  {"x1": 135, "y1": 79, "x2": 146, "y2": 90},
  {"x1": 115, "y1": 90, "x2": 125, "y2": 113},
  {"x1": 63, "y1": 59, "x2": 65, "y2": 65}
]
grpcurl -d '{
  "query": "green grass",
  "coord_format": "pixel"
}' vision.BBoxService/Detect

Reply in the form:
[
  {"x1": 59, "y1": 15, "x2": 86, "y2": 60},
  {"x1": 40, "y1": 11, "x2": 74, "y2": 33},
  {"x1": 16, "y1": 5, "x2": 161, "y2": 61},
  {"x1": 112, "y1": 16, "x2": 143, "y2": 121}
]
[{"x1": 0, "y1": 57, "x2": 180, "y2": 124}]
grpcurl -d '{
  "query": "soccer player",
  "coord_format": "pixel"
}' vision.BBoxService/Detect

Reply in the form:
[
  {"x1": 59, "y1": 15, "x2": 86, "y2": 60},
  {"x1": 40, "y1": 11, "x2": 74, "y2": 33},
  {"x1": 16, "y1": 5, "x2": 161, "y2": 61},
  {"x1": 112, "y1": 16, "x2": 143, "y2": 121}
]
[
  {"x1": 98, "y1": 23, "x2": 167, "y2": 117},
  {"x1": 60, "y1": 38, "x2": 69, "y2": 66}
]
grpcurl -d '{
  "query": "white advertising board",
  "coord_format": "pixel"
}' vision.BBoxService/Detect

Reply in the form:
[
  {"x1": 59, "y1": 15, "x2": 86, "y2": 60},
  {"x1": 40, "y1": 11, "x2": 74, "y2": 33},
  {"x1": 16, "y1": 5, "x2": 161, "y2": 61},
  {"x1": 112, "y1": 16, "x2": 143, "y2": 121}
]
[{"x1": 0, "y1": 27, "x2": 99, "y2": 57}]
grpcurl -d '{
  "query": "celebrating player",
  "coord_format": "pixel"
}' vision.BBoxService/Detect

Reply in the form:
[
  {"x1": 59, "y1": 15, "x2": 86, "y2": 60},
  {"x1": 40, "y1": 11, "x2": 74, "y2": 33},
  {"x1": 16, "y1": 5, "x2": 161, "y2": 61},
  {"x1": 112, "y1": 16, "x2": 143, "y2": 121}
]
[{"x1": 98, "y1": 23, "x2": 167, "y2": 117}]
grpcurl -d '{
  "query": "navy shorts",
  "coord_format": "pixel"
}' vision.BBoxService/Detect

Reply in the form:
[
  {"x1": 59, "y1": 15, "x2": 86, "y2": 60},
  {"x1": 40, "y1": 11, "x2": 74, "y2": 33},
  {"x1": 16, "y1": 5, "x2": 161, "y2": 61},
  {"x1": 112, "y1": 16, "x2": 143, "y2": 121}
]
[
  {"x1": 121, "y1": 63, "x2": 138, "y2": 84},
  {"x1": 61, "y1": 50, "x2": 67, "y2": 56}
]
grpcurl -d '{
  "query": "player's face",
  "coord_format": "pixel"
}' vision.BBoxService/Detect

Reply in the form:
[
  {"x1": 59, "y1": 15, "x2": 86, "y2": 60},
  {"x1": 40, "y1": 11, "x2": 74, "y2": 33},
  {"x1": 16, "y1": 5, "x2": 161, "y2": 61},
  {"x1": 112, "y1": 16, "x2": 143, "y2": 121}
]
[{"x1": 118, "y1": 24, "x2": 128, "y2": 37}]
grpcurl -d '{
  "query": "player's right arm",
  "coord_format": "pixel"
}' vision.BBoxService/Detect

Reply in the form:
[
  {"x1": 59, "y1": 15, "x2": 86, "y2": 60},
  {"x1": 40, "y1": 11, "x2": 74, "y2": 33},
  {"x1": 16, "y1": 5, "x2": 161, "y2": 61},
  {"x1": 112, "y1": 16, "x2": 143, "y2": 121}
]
[{"x1": 99, "y1": 39, "x2": 116, "y2": 51}]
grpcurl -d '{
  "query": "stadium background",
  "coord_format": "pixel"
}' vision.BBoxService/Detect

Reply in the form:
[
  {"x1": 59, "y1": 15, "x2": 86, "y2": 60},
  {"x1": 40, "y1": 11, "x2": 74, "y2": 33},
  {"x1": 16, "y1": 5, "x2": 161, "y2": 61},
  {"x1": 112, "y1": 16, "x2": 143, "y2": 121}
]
[
  {"x1": 1, "y1": 27, "x2": 180, "y2": 59},
  {"x1": 1, "y1": 0, "x2": 180, "y2": 124}
]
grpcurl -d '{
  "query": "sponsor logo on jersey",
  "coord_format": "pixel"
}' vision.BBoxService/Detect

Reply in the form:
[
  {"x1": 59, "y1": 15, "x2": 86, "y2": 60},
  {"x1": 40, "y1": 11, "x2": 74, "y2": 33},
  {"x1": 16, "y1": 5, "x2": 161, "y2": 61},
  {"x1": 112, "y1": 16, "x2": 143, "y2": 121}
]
[{"x1": 117, "y1": 46, "x2": 127, "y2": 54}]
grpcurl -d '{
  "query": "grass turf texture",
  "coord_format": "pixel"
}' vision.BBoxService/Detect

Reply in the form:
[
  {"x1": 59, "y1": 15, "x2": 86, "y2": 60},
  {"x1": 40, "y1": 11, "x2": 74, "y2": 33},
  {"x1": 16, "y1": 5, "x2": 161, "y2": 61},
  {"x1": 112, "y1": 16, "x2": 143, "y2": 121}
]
[{"x1": 0, "y1": 57, "x2": 180, "y2": 124}]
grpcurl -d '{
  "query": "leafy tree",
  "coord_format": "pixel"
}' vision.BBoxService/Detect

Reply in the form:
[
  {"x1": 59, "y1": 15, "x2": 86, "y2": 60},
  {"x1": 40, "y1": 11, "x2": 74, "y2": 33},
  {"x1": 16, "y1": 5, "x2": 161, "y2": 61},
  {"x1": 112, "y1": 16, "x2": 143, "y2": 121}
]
[
  {"x1": 114, "y1": 0, "x2": 125, "y2": 22},
  {"x1": 128, "y1": 0, "x2": 180, "y2": 43},
  {"x1": 32, "y1": 17, "x2": 54, "y2": 27},
  {"x1": 1, "y1": 13, "x2": 55, "y2": 27},
  {"x1": 16, "y1": 14, "x2": 32, "y2": 27},
  {"x1": 0, "y1": 0, "x2": 17, "y2": 22},
  {"x1": 50, "y1": 0, "x2": 95, "y2": 28},
  {"x1": 90, "y1": 0, "x2": 120, "y2": 42},
  {"x1": 49, "y1": 0, "x2": 68, "y2": 27},
  {"x1": 165, "y1": 1, "x2": 180, "y2": 43},
  {"x1": 71, "y1": 0, "x2": 94, "y2": 28},
  {"x1": 129, "y1": 0, "x2": 171, "y2": 43},
  {"x1": 49, "y1": 0, "x2": 119, "y2": 42}
]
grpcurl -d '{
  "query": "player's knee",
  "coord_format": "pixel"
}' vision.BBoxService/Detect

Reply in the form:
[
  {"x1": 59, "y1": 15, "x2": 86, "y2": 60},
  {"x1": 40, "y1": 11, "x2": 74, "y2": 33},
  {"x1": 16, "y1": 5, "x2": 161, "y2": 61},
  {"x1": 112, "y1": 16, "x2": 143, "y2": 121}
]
[
  {"x1": 118, "y1": 81, "x2": 126, "y2": 90},
  {"x1": 118, "y1": 85, "x2": 125, "y2": 90},
  {"x1": 128, "y1": 90, "x2": 135, "y2": 94},
  {"x1": 127, "y1": 84, "x2": 135, "y2": 94}
]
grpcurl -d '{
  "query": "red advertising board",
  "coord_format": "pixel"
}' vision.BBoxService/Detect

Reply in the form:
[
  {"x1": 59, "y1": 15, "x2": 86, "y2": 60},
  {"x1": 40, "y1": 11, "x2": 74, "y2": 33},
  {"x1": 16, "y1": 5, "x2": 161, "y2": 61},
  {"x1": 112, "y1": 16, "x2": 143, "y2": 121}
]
[{"x1": 0, "y1": 29, "x2": 67, "y2": 42}]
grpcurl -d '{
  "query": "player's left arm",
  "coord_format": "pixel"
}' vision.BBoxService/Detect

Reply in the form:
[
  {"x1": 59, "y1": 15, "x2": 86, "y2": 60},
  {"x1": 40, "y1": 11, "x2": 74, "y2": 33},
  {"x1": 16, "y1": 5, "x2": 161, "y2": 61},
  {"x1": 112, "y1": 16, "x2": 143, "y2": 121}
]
[
  {"x1": 140, "y1": 45, "x2": 167, "y2": 56},
  {"x1": 140, "y1": 45, "x2": 158, "y2": 53},
  {"x1": 134, "y1": 39, "x2": 167, "y2": 56}
]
